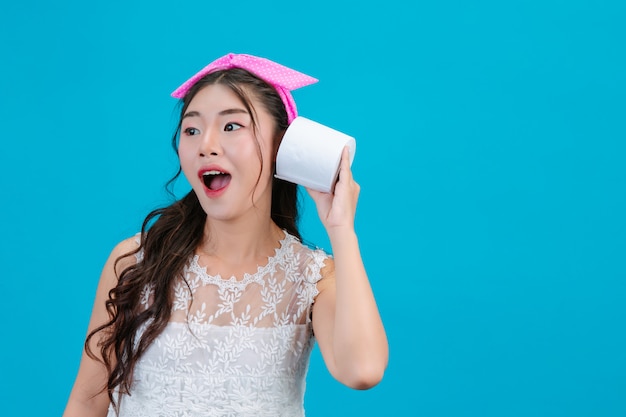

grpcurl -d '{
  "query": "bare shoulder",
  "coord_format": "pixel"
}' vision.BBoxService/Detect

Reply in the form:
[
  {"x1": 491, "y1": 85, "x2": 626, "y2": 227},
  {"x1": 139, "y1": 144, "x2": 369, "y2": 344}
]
[
  {"x1": 90, "y1": 235, "x2": 141, "y2": 332},
  {"x1": 98, "y1": 235, "x2": 141, "y2": 289},
  {"x1": 109, "y1": 235, "x2": 141, "y2": 272},
  {"x1": 111, "y1": 234, "x2": 141, "y2": 256}
]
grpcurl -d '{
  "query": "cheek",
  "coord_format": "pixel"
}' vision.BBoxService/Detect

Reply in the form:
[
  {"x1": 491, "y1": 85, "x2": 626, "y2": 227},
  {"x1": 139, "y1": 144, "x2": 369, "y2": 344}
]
[
  {"x1": 227, "y1": 138, "x2": 262, "y2": 168},
  {"x1": 177, "y1": 141, "x2": 196, "y2": 177},
  {"x1": 256, "y1": 131, "x2": 278, "y2": 166}
]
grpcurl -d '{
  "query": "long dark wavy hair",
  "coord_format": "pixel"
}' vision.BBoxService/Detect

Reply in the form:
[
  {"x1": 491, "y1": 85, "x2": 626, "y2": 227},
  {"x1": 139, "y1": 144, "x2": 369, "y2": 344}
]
[{"x1": 85, "y1": 68, "x2": 302, "y2": 412}]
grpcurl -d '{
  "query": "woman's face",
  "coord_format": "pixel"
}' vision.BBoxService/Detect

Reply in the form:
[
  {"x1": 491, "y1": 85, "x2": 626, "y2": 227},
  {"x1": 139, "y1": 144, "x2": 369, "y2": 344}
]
[{"x1": 178, "y1": 83, "x2": 277, "y2": 222}]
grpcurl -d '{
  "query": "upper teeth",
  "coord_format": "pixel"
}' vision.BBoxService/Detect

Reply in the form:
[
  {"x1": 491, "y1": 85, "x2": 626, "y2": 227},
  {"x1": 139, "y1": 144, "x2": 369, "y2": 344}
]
[{"x1": 203, "y1": 170, "x2": 223, "y2": 176}]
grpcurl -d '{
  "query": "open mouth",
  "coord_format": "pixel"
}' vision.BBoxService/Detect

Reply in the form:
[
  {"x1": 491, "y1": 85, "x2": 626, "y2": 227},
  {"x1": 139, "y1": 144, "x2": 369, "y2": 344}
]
[{"x1": 202, "y1": 170, "x2": 232, "y2": 191}]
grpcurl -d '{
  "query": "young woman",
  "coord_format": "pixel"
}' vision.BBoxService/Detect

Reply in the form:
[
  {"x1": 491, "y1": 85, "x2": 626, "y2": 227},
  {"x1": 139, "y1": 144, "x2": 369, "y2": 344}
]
[{"x1": 63, "y1": 53, "x2": 388, "y2": 417}]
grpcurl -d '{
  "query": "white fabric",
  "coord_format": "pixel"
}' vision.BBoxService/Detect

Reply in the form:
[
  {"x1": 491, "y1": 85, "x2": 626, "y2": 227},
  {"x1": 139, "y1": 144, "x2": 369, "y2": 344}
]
[{"x1": 107, "y1": 232, "x2": 329, "y2": 417}]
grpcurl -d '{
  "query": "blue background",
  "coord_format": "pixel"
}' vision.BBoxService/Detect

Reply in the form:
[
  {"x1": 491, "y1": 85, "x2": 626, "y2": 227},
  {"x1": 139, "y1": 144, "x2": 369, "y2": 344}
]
[{"x1": 1, "y1": 0, "x2": 625, "y2": 416}]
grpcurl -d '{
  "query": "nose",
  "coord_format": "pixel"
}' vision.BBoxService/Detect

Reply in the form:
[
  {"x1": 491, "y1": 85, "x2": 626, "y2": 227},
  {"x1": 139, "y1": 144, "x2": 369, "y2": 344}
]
[{"x1": 198, "y1": 127, "x2": 221, "y2": 157}]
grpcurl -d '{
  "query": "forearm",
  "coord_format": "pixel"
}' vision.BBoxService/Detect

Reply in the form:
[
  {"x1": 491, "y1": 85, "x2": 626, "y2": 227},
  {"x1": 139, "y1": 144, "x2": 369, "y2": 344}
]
[{"x1": 328, "y1": 228, "x2": 388, "y2": 387}]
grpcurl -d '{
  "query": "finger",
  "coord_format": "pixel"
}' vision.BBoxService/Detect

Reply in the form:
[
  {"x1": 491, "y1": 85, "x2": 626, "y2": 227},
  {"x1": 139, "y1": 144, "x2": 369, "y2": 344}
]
[
  {"x1": 338, "y1": 146, "x2": 353, "y2": 182},
  {"x1": 305, "y1": 186, "x2": 315, "y2": 193},
  {"x1": 306, "y1": 187, "x2": 328, "y2": 201},
  {"x1": 305, "y1": 187, "x2": 319, "y2": 200}
]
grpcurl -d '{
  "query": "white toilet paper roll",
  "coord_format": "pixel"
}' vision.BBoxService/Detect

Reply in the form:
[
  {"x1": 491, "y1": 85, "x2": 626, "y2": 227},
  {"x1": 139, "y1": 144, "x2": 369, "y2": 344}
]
[{"x1": 275, "y1": 116, "x2": 356, "y2": 193}]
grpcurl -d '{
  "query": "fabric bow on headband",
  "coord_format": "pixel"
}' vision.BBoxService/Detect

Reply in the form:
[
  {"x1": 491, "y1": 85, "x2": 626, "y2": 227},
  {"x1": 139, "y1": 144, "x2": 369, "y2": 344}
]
[{"x1": 171, "y1": 53, "x2": 318, "y2": 124}]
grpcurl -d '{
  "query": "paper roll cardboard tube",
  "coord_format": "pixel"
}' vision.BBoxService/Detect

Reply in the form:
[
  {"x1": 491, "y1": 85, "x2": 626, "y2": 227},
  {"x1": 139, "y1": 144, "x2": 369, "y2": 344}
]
[{"x1": 275, "y1": 116, "x2": 356, "y2": 193}]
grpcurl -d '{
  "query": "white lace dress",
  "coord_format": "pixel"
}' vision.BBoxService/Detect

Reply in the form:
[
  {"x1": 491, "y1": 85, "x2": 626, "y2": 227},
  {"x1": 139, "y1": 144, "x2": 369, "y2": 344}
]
[{"x1": 107, "y1": 232, "x2": 330, "y2": 417}]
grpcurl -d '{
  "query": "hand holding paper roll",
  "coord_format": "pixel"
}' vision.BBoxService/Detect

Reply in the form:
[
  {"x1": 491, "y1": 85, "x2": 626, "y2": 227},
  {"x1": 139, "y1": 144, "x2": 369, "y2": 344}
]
[
  {"x1": 275, "y1": 116, "x2": 356, "y2": 193},
  {"x1": 306, "y1": 146, "x2": 360, "y2": 234}
]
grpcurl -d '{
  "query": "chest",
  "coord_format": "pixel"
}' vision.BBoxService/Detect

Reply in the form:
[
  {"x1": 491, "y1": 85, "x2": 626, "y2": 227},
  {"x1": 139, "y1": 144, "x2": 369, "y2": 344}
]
[{"x1": 140, "y1": 248, "x2": 321, "y2": 328}]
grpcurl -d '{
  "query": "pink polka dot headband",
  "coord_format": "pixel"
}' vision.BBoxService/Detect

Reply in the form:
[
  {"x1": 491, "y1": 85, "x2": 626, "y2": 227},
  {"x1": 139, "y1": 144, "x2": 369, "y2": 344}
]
[{"x1": 171, "y1": 53, "x2": 318, "y2": 124}]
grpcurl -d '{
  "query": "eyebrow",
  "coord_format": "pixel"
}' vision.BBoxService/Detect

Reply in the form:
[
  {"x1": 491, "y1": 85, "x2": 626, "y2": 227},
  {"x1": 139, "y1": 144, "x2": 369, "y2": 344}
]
[{"x1": 182, "y1": 108, "x2": 249, "y2": 120}]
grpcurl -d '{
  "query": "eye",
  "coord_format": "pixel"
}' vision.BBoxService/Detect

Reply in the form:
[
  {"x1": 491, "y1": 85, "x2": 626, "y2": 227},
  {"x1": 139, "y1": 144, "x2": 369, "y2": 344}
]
[
  {"x1": 224, "y1": 123, "x2": 242, "y2": 132},
  {"x1": 183, "y1": 127, "x2": 200, "y2": 136}
]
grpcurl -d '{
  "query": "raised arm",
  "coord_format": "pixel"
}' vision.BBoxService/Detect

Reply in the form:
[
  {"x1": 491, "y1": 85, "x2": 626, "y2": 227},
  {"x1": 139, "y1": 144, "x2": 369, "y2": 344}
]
[
  {"x1": 307, "y1": 147, "x2": 389, "y2": 389},
  {"x1": 63, "y1": 237, "x2": 138, "y2": 417}
]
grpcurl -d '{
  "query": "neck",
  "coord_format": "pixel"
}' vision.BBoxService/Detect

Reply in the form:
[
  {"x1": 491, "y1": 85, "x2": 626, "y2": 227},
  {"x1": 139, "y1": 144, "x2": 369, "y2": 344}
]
[{"x1": 200, "y1": 217, "x2": 284, "y2": 264}]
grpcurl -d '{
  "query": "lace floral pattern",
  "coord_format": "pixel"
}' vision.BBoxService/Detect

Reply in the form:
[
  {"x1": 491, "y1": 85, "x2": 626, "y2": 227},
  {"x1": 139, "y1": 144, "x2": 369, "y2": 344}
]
[{"x1": 107, "y1": 233, "x2": 329, "y2": 417}]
